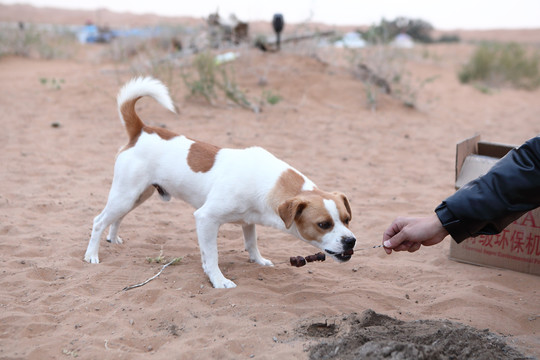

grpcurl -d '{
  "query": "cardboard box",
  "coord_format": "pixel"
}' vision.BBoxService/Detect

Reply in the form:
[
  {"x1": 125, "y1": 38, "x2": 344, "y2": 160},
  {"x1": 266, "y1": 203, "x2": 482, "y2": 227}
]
[{"x1": 448, "y1": 135, "x2": 540, "y2": 275}]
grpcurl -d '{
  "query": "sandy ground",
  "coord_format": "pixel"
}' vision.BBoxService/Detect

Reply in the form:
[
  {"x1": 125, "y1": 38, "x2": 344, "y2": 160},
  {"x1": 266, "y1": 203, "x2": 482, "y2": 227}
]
[{"x1": 1, "y1": 5, "x2": 540, "y2": 360}]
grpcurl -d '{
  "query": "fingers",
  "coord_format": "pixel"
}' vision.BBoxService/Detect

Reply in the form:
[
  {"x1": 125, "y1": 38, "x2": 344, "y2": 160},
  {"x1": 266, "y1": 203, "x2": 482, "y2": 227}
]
[
  {"x1": 384, "y1": 240, "x2": 420, "y2": 254},
  {"x1": 383, "y1": 215, "x2": 448, "y2": 255},
  {"x1": 394, "y1": 241, "x2": 415, "y2": 252},
  {"x1": 383, "y1": 234, "x2": 411, "y2": 254},
  {"x1": 382, "y1": 219, "x2": 404, "y2": 254},
  {"x1": 407, "y1": 242, "x2": 421, "y2": 253},
  {"x1": 383, "y1": 217, "x2": 407, "y2": 241},
  {"x1": 382, "y1": 217, "x2": 419, "y2": 254}
]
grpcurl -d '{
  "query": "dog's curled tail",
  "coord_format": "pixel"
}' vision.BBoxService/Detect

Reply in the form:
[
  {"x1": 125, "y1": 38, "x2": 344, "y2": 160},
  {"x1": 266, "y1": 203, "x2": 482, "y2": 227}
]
[{"x1": 116, "y1": 77, "x2": 176, "y2": 141}]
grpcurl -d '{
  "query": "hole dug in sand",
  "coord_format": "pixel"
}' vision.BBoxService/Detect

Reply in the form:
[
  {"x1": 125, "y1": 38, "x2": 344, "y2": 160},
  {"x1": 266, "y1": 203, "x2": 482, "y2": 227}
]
[{"x1": 306, "y1": 322, "x2": 339, "y2": 338}]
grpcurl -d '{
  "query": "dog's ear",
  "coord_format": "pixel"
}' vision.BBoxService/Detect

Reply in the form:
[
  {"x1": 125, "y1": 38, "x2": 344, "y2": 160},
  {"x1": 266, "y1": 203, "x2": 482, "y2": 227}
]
[
  {"x1": 278, "y1": 198, "x2": 307, "y2": 229},
  {"x1": 333, "y1": 192, "x2": 352, "y2": 220}
]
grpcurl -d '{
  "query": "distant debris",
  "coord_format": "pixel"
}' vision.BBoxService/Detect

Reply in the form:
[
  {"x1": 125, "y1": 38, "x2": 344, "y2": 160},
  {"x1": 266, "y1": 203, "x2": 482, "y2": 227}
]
[
  {"x1": 77, "y1": 21, "x2": 114, "y2": 43},
  {"x1": 272, "y1": 14, "x2": 284, "y2": 50},
  {"x1": 215, "y1": 51, "x2": 239, "y2": 65},
  {"x1": 360, "y1": 17, "x2": 434, "y2": 44},
  {"x1": 255, "y1": 30, "x2": 335, "y2": 52},
  {"x1": 171, "y1": 38, "x2": 183, "y2": 51},
  {"x1": 356, "y1": 63, "x2": 392, "y2": 94},
  {"x1": 207, "y1": 12, "x2": 249, "y2": 48},
  {"x1": 77, "y1": 22, "x2": 172, "y2": 45}
]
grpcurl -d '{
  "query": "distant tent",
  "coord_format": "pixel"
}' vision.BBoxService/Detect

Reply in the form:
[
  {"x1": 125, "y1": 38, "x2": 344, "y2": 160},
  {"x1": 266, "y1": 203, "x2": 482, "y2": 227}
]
[{"x1": 392, "y1": 33, "x2": 414, "y2": 48}]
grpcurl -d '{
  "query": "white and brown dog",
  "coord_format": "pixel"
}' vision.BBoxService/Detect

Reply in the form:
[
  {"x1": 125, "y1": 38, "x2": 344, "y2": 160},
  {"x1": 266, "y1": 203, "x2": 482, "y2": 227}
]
[{"x1": 84, "y1": 77, "x2": 356, "y2": 288}]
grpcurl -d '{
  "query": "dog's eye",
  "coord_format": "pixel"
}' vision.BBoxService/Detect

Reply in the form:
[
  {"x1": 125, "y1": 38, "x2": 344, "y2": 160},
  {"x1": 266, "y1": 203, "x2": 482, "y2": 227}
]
[
  {"x1": 344, "y1": 218, "x2": 350, "y2": 225},
  {"x1": 318, "y1": 221, "x2": 332, "y2": 230}
]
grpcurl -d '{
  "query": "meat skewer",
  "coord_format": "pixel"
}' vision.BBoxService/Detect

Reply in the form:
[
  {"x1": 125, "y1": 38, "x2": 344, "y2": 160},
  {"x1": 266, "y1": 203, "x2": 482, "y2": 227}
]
[{"x1": 290, "y1": 252, "x2": 326, "y2": 267}]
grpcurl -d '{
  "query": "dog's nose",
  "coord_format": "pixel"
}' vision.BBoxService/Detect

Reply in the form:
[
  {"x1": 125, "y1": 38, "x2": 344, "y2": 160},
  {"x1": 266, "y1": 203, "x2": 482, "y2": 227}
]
[{"x1": 341, "y1": 236, "x2": 356, "y2": 250}]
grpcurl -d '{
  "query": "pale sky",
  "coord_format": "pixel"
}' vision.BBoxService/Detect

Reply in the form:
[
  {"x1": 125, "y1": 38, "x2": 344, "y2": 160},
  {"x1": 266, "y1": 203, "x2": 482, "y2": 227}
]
[{"x1": 2, "y1": 0, "x2": 540, "y2": 30}]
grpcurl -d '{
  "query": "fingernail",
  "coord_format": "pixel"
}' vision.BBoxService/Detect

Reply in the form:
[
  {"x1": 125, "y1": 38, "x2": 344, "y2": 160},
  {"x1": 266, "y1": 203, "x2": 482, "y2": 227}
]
[{"x1": 383, "y1": 240, "x2": 391, "y2": 247}]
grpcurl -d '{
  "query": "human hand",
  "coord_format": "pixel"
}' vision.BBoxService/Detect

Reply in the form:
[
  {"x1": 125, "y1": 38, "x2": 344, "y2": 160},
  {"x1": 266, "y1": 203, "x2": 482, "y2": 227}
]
[{"x1": 382, "y1": 214, "x2": 449, "y2": 254}]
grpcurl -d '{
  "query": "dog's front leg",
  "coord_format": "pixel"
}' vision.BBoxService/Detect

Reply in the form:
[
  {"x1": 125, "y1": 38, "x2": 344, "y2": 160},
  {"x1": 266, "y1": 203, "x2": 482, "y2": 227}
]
[
  {"x1": 243, "y1": 224, "x2": 273, "y2": 266},
  {"x1": 194, "y1": 209, "x2": 236, "y2": 289}
]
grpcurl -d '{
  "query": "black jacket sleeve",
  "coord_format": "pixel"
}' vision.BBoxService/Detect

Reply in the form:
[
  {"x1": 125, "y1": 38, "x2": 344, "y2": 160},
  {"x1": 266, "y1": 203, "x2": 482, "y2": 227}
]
[{"x1": 435, "y1": 136, "x2": 540, "y2": 243}]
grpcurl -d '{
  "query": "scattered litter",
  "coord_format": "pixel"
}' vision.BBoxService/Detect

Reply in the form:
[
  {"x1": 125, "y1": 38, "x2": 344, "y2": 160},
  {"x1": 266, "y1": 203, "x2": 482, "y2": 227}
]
[
  {"x1": 77, "y1": 23, "x2": 164, "y2": 44},
  {"x1": 77, "y1": 22, "x2": 114, "y2": 43},
  {"x1": 334, "y1": 32, "x2": 366, "y2": 48},
  {"x1": 215, "y1": 52, "x2": 239, "y2": 65}
]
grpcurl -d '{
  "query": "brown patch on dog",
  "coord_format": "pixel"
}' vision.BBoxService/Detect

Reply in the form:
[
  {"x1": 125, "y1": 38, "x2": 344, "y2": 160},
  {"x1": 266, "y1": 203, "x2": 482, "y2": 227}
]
[
  {"x1": 332, "y1": 192, "x2": 352, "y2": 224},
  {"x1": 187, "y1": 141, "x2": 221, "y2": 173},
  {"x1": 278, "y1": 198, "x2": 308, "y2": 229},
  {"x1": 275, "y1": 186, "x2": 352, "y2": 241},
  {"x1": 121, "y1": 126, "x2": 179, "y2": 152},
  {"x1": 119, "y1": 96, "x2": 179, "y2": 151},
  {"x1": 143, "y1": 126, "x2": 178, "y2": 140},
  {"x1": 289, "y1": 194, "x2": 333, "y2": 241},
  {"x1": 268, "y1": 169, "x2": 306, "y2": 214},
  {"x1": 120, "y1": 97, "x2": 145, "y2": 145},
  {"x1": 292, "y1": 192, "x2": 352, "y2": 242}
]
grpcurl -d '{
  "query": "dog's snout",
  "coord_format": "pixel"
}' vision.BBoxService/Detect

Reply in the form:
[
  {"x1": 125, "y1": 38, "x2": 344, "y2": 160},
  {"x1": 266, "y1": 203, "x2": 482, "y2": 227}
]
[{"x1": 341, "y1": 236, "x2": 356, "y2": 250}]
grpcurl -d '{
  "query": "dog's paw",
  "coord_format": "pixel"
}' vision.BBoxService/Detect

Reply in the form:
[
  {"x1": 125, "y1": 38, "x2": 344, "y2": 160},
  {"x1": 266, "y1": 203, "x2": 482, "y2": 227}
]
[
  {"x1": 212, "y1": 278, "x2": 237, "y2": 289},
  {"x1": 107, "y1": 236, "x2": 123, "y2": 244},
  {"x1": 84, "y1": 253, "x2": 100, "y2": 264},
  {"x1": 251, "y1": 257, "x2": 274, "y2": 267},
  {"x1": 262, "y1": 259, "x2": 274, "y2": 267}
]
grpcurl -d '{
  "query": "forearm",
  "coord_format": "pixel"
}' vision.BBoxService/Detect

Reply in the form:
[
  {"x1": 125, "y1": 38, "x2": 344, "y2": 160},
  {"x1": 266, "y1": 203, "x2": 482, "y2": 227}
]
[{"x1": 436, "y1": 136, "x2": 540, "y2": 242}]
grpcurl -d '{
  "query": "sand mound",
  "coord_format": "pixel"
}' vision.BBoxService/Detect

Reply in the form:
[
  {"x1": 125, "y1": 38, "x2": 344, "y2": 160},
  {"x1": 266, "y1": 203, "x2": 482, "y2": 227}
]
[{"x1": 302, "y1": 310, "x2": 528, "y2": 360}]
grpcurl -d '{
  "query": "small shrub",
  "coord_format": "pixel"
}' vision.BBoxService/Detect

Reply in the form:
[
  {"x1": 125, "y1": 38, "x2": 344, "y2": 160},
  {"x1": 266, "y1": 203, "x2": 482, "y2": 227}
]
[
  {"x1": 347, "y1": 44, "x2": 436, "y2": 109},
  {"x1": 459, "y1": 42, "x2": 540, "y2": 90},
  {"x1": 39, "y1": 77, "x2": 65, "y2": 90},
  {"x1": 218, "y1": 67, "x2": 257, "y2": 111},
  {"x1": 0, "y1": 24, "x2": 76, "y2": 59},
  {"x1": 263, "y1": 90, "x2": 282, "y2": 105},
  {"x1": 146, "y1": 247, "x2": 182, "y2": 265},
  {"x1": 364, "y1": 83, "x2": 378, "y2": 111},
  {"x1": 182, "y1": 52, "x2": 259, "y2": 112},
  {"x1": 394, "y1": 74, "x2": 439, "y2": 108},
  {"x1": 181, "y1": 52, "x2": 218, "y2": 104},
  {"x1": 103, "y1": 25, "x2": 188, "y2": 63},
  {"x1": 437, "y1": 34, "x2": 460, "y2": 43},
  {"x1": 360, "y1": 17, "x2": 434, "y2": 44}
]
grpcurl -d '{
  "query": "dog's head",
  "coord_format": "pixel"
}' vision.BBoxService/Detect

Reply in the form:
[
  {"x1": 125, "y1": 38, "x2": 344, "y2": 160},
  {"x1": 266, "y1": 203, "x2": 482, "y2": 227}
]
[{"x1": 278, "y1": 191, "x2": 356, "y2": 262}]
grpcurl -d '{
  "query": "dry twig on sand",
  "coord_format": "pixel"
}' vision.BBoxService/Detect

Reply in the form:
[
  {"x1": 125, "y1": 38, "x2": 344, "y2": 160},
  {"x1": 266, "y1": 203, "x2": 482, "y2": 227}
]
[{"x1": 122, "y1": 257, "x2": 182, "y2": 291}]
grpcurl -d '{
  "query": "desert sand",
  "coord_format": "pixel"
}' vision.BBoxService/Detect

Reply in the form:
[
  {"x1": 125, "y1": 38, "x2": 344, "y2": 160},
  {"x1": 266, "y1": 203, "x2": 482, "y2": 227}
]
[{"x1": 0, "y1": 4, "x2": 539, "y2": 359}]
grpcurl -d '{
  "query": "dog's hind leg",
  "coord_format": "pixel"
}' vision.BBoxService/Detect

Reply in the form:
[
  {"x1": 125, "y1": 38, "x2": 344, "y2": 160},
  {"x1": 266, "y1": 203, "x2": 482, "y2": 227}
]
[
  {"x1": 106, "y1": 186, "x2": 155, "y2": 244},
  {"x1": 194, "y1": 208, "x2": 236, "y2": 289},
  {"x1": 85, "y1": 184, "x2": 151, "y2": 264},
  {"x1": 243, "y1": 224, "x2": 273, "y2": 266},
  {"x1": 106, "y1": 218, "x2": 124, "y2": 244}
]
